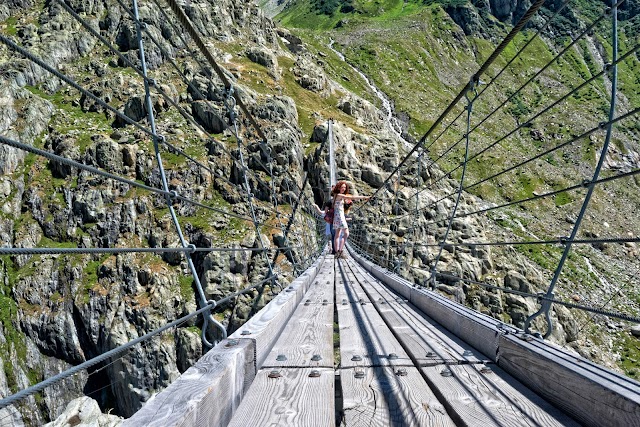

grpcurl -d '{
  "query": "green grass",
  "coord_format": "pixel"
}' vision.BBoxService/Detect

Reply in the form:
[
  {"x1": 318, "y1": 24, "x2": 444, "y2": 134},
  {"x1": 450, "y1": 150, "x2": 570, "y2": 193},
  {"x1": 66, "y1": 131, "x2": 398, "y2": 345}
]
[
  {"x1": 24, "y1": 85, "x2": 113, "y2": 154},
  {"x1": 616, "y1": 332, "x2": 640, "y2": 378},
  {"x1": 554, "y1": 191, "x2": 572, "y2": 207},
  {"x1": 2, "y1": 16, "x2": 18, "y2": 36},
  {"x1": 178, "y1": 275, "x2": 194, "y2": 300},
  {"x1": 0, "y1": 256, "x2": 29, "y2": 392}
]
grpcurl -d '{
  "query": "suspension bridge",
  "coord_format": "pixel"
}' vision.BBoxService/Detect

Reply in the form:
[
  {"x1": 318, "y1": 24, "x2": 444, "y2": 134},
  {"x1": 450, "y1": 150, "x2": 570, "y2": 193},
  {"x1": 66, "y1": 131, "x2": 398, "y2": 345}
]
[{"x1": 0, "y1": 0, "x2": 639, "y2": 425}]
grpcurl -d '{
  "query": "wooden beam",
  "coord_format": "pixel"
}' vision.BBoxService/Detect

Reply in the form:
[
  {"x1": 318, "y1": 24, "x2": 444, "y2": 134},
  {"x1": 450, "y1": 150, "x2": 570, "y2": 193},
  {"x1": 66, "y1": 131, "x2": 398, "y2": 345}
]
[
  {"x1": 229, "y1": 255, "x2": 327, "y2": 368},
  {"x1": 338, "y1": 301, "x2": 412, "y2": 369},
  {"x1": 262, "y1": 290, "x2": 334, "y2": 368},
  {"x1": 408, "y1": 288, "x2": 501, "y2": 362},
  {"x1": 123, "y1": 338, "x2": 255, "y2": 427},
  {"x1": 227, "y1": 368, "x2": 335, "y2": 427},
  {"x1": 498, "y1": 333, "x2": 640, "y2": 427},
  {"x1": 347, "y1": 258, "x2": 489, "y2": 366},
  {"x1": 421, "y1": 363, "x2": 579, "y2": 426},
  {"x1": 340, "y1": 367, "x2": 456, "y2": 426}
]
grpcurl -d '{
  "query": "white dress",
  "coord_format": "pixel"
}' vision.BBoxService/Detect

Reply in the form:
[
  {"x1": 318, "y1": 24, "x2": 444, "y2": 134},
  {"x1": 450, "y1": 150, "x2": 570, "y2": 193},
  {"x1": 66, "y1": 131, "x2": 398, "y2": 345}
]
[{"x1": 333, "y1": 197, "x2": 348, "y2": 230}]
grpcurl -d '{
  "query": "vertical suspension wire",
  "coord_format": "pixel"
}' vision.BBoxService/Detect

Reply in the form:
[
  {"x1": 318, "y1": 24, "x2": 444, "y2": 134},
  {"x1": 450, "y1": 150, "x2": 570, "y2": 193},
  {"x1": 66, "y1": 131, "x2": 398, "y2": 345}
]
[
  {"x1": 329, "y1": 119, "x2": 337, "y2": 188},
  {"x1": 131, "y1": 0, "x2": 224, "y2": 348},
  {"x1": 224, "y1": 88, "x2": 279, "y2": 287},
  {"x1": 410, "y1": 148, "x2": 424, "y2": 277},
  {"x1": 430, "y1": 81, "x2": 478, "y2": 288},
  {"x1": 259, "y1": 138, "x2": 287, "y2": 239},
  {"x1": 270, "y1": 123, "x2": 329, "y2": 273},
  {"x1": 524, "y1": 0, "x2": 620, "y2": 338},
  {"x1": 388, "y1": 171, "x2": 403, "y2": 272},
  {"x1": 377, "y1": 191, "x2": 389, "y2": 267}
]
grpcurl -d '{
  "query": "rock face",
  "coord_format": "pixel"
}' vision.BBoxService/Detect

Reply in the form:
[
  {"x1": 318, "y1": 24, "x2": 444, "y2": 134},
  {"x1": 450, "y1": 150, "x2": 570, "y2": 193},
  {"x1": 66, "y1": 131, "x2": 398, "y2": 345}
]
[
  {"x1": 0, "y1": 0, "x2": 306, "y2": 423},
  {"x1": 2, "y1": 0, "x2": 638, "y2": 423}
]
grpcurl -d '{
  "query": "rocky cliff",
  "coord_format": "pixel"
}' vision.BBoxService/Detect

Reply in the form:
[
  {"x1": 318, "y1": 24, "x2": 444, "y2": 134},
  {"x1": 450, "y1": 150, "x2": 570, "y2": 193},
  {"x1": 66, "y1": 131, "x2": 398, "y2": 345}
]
[
  {"x1": 1, "y1": 0, "x2": 639, "y2": 424},
  {"x1": 0, "y1": 0, "x2": 317, "y2": 423}
]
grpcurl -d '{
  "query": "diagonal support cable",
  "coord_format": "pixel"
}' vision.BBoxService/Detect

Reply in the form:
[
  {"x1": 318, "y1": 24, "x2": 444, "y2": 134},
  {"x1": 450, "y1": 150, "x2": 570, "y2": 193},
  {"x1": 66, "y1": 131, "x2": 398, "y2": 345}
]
[{"x1": 524, "y1": 0, "x2": 621, "y2": 338}]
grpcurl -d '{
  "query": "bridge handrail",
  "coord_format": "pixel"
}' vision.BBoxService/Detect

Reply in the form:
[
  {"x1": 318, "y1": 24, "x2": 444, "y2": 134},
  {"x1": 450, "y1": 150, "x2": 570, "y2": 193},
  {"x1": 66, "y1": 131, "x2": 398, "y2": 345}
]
[
  {"x1": 123, "y1": 255, "x2": 326, "y2": 426},
  {"x1": 347, "y1": 244, "x2": 640, "y2": 427}
]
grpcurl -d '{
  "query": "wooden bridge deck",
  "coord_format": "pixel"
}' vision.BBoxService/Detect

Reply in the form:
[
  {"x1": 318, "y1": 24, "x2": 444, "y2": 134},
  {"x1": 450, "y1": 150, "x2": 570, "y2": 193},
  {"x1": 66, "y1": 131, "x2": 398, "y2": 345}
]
[
  {"x1": 125, "y1": 249, "x2": 640, "y2": 427},
  {"x1": 227, "y1": 255, "x2": 576, "y2": 427}
]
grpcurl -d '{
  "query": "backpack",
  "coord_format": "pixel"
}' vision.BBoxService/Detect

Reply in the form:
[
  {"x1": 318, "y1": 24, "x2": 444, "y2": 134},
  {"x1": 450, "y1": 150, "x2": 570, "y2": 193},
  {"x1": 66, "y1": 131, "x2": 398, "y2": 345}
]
[{"x1": 324, "y1": 208, "x2": 334, "y2": 224}]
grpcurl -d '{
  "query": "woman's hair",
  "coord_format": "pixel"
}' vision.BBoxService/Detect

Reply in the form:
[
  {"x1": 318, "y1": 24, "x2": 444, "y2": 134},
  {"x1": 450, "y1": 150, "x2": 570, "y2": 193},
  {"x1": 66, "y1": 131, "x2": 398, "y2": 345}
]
[
  {"x1": 331, "y1": 180, "x2": 350, "y2": 196},
  {"x1": 323, "y1": 201, "x2": 333, "y2": 209}
]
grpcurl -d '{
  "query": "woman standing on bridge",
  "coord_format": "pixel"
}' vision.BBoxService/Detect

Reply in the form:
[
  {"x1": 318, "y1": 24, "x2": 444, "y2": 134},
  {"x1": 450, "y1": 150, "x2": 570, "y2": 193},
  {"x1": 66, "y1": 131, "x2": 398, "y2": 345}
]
[{"x1": 332, "y1": 180, "x2": 369, "y2": 258}]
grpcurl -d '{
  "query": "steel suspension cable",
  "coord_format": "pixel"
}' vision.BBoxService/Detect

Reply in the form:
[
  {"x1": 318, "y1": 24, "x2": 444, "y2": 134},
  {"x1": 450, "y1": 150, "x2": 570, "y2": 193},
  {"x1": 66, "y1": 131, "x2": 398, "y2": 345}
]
[
  {"x1": 411, "y1": 41, "x2": 640, "y2": 207},
  {"x1": 24, "y1": 0, "x2": 270, "y2": 207},
  {"x1": 525, "y1": 0, "x2": 622, "y2": 338},
  {"x1": 0, "y1": 246, "x2": 298, "y2": 256},
  {"x1": 389, "y1": 105, "x2": 640, "y2": 224},
  {"x1": 351, "y1": 0, "x2": 547, "y2": 214},
  {"x1": 54, "y1": 0, "x2": 300, "y2": 226},
  {"x1": 390, "y1": 38, "x2": 640, "y2": 223},
  {"x1": 132, "y1": 0, "x2": 224, "y2": 347},
  {"x1": 225, "y1": 89, "x2": 279, "y2": 284},
  {"x1": 376, "y1": 236, "x2": 640, "y2": 250},
  {"x1": 0, "y1": 300, "x2": 215, "y2": 410},
  {"x1": 161, "y1": 0, "x2": 316, "y2": 214},
  {"x1": 431, "y1": 163, "x2": 640, "y2": 226},
  {"x1": 0, "y1": 135, "x2": 252, "y2": 222},
  {"x1": 429, "y1": 83, "x2": 477, "y2": 285}
]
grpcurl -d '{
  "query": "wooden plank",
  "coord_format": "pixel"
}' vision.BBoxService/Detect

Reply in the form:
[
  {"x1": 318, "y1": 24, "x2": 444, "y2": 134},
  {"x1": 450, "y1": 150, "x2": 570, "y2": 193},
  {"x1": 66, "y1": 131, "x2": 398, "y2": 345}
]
[
  {"x1": 347, "y1": 248, "x2": 411, "y2": 299},
  {"x1": 421, "y1": 364, "x2": 579, "y2": 427},
  {"x1": 339, "y1": 367, "x2": 455, "y2": 427},
  {"x1": 303, "y1": 275, "x2": 335, "y2": 303},
  {"x1": 335, "y1": 261, "x2": 368, "y2": 303},
  {"x1": 262, "y1": 295, "x2": 334, "y2": 368},
  {"x1": 498, "y1": 333, "x2": 640, "y2": 427},
  {"x1": 124, "y1": 338, "x2": 255, "y2": 427},
  {"x1": 228, "y1": 368, "x2": 335, "y2": 427},
  {"x1": 347, "y1": 259, "x2": 489, "y2": 365},
  {"x1": 229, "y1": 255, "x2": 326, "y2": 368},
  {"x1": 350, "y1": 250, "x2": 505, "y2": 362},
  {"x1": 377, "y1": 306, "x2": 489, "y2": 366},
  {"x1": 346, "y1": 259, "x2": 402, "y2": 301},
  {"x1": 410, "y1": 287, "x2": 502, "y2": 362},
  {"x1": 338, "y1": 303, "x2": 411, "y2": 368}
]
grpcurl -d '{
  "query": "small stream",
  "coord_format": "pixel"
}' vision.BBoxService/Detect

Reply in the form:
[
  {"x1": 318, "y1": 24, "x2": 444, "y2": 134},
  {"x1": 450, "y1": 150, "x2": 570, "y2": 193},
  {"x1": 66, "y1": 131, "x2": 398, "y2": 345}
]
[
  {"x1": 584, "y1": 256, "x2": 615, "y2": 293},
  {"x1": 328, "y1": 39, "x2": 412, "y2": 150}
]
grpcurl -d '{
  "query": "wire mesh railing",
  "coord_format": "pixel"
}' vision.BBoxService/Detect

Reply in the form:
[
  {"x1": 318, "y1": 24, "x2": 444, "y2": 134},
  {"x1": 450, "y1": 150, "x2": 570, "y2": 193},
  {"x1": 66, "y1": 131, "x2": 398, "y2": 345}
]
[
  {"x1": 348, "y1": 0, "x2": 640, "y2": 341},
  {"x1": 0, "y1": 0, "x2": 326, "y2": 416}
]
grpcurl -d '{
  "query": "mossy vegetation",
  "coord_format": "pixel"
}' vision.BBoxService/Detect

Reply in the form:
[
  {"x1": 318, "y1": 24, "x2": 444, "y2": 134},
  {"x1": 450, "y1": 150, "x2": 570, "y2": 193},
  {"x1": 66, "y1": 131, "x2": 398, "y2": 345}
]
[
  {"x1": 0, "y1": 256, "x2": 29, "y2": 392},
  {"x1": 178, "y1": 275, "x2": 194, "y2": 300},
  {"x1": 615, "y1": 331, "x2": 640, "y2": 378},
  {"x1": 2, "y1": 16, "x2": 18, "y2": 36}
]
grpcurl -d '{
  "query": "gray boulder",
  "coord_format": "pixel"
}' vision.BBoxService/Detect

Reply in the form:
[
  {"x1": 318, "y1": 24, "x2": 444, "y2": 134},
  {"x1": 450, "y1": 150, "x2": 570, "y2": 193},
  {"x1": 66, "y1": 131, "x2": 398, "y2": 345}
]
[
  {"x1": 44, "y1": 397, "x2": 123, "y2": 427},
  {"x1": 191, "y1": 101, "x2": 227, "y2": 134}
]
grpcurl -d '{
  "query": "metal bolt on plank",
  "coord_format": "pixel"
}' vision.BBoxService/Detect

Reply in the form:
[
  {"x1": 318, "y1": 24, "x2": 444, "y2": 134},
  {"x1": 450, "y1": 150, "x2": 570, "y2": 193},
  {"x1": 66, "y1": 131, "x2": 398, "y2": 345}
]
[
  {"x1": 354, "y1": 370, "x2": 365, "y2": 379},
  {"x1": 440, "y1": 368, "x2": 453, "y2": 377},
  {"x1": 276, "y1": 354, "x2": 287, "y2": 361},
  {"x1": 480, "y1": 365, "x2": 493, "y2": 374},
  {"x1": 268, "y1": 370, "x2": 281, "y2": 379},
  {"x1": 309, "y1": 370, "x2": 321, "y2": 378},
  {"x1": 241, "y1": 330, "x2": 251, "y2": 335},
  {"x1": 351, "y1": 355, "x2": 362, "y2": 362},
  {"x1": 311, "y1": 354, "x2": 322, "y2": 361},
  {"x1": 225, "y1": 339, "x2": 239, "y2": 347}
]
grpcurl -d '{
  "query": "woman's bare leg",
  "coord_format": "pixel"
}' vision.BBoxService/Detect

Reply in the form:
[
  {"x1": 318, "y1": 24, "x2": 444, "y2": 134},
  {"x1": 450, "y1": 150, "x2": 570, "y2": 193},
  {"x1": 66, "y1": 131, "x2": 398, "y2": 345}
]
[{"x1": 334, "y1": 229, "x2": 343, "y2": 254}]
